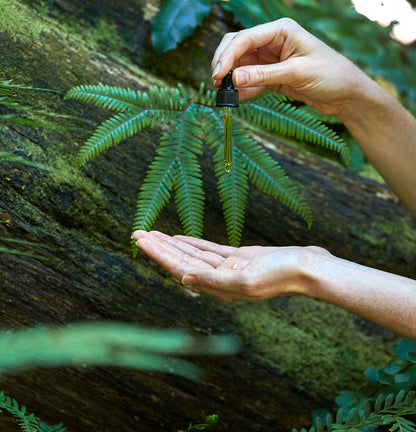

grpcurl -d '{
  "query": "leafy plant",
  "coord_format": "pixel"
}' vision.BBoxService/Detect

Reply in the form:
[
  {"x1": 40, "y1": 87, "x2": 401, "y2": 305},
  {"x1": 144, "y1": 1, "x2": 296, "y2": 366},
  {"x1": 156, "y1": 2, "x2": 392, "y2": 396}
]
[
  {"x1": 178, "y1": 414, "x2": 219, "y2": 431},
  {"x1": 65, "y1": 83, "x2": 347, "y2": 250},
  {"x1": 0, "y1": 322, "x2": 233, "y2": 431},
  {"x1": 0, "y1": 79, "x2": 56, "y2": 128},
  {"x1": 299, "y1": 390, "x2": 416, "y2": 432},
  {"x1": 297, "y1": 338, "x2": 416, "y2": 432},
  {"x1": 0, "y1": 391, "x2": 65, "y2": 432},
  {"x1": 0, "y1": 321, "x2": 238, "y2": 381}
]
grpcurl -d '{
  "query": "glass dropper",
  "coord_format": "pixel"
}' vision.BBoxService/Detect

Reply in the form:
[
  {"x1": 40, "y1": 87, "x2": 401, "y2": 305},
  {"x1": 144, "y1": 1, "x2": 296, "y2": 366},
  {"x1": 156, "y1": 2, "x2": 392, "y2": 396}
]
[{"x1": 215, "y1": 70, "x2": 239, "y2": 173}]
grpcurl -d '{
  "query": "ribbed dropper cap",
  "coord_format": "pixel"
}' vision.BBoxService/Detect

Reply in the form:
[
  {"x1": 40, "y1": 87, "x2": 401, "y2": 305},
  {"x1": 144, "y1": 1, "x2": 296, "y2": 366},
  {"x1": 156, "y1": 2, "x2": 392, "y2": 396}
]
[{"x1": 216, "y1": 70, "x2": 239, "y2": 107}]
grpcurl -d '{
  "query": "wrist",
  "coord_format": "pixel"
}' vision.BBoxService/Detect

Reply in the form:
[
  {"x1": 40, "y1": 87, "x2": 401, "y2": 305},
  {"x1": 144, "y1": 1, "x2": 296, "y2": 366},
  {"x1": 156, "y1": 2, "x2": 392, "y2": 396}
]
[
  {"x1": 336, "y1": 74, "x2": 392, "y2": 126},
  {"x1": 291, "y1": 246, "x2": 332, "y2": 298}
]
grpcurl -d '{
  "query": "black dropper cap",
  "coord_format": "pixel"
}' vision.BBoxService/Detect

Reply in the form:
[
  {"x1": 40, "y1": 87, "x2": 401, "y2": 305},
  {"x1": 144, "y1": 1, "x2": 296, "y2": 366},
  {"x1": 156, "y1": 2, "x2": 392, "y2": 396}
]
[{"x1": 216, "y1": 70, "x2": 239, "y2": 107}]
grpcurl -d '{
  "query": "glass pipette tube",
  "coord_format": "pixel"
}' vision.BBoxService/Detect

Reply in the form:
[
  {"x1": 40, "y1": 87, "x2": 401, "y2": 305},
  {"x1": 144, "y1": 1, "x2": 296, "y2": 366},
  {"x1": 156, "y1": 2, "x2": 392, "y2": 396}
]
[{"x1": 224, "y1": 106, "x2": 232, "y2": 173}]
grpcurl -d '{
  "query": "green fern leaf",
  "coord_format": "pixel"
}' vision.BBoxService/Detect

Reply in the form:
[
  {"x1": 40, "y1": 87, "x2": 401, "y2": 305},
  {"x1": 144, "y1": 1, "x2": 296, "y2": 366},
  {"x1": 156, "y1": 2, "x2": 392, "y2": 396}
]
[
  {"x1": 200, "y1": 108, "x2": 223, "y2": 148},
  {"x1": 134, "y1": 152, "x2": 177, "y2": 232},
  {"x1": 0, "y1": 392, "x2": 39, "y2": 432},
  {"x1": 215, "y1": 147, "x2": 249, "y2": 246},
  {"x1": 38, "y1": 422, "x2": 66, "y2": 432},
  {"x1": 66, "y1": 84, "x2": 188, "y2": 112},
  {"x1": 173, "y1": 109, "x2": 205, "y2": 237},
  {"x1": 133, "y1": 107, "x2": 205, "y2": 241},
  {"x1": 76, "y1": 110, "x2": 181, "y2": 167},
  {"x1": 238, "y1": 93, "x2": 348, "y2": 161},
  {"x1": 233, "y1": 126, "x2": 313, "y2": 227},
  {"x1": 65, "y1": 84, "x2": 144, "y2": 112},
  {"x1": 150, "y1": 0, "x2": 215, "y2": 55}
]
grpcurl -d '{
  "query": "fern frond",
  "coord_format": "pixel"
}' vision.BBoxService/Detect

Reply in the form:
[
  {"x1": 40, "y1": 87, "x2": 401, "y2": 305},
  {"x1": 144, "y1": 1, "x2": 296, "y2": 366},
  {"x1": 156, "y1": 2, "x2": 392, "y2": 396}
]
[
  {"x1": 0, "y1": 392, "x2": 39, "y2": 432},
  {"x1": 173, "y1": 107, "x2": 205, "y2": 237},
  {"x1": 237, "y1": 93, "x2": 348, "y2": 161},
  {"x1": 76, "y1": 110, "x2": 181, "y2": 167},
  {"x1": 233, "y1": 126, "x2": 313, "y2": 227},
  {"x1": 194, "y1": 83, "x2": 216, "y2": 106},
  {"x1": 133, "y1": 153, "x2": 177, "y2": 233},
  {"x1": 199, "y1": 108, "x2": 223, "y2": 149},
  {"x1": 38, "y1": 422, "x2": 66, "y2": 432},
  {"x1": 133, "y1": 107, "x2": 205, "y2": 243},
  {"x1": 215, "y1": 147, "x2": 249, "y2": 246},
  {"x1": 65, "y1": 84, "x2": 188, "y2": 113},
  {"x1": 65, "y1": 84, "x2": 141, "y2": 112}
]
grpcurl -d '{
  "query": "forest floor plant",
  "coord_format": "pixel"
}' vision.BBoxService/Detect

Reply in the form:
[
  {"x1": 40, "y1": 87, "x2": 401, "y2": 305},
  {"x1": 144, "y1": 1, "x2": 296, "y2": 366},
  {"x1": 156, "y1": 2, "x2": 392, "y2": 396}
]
[{"x1": 2, "y1": 337, "x2": 416, "y2": 432}]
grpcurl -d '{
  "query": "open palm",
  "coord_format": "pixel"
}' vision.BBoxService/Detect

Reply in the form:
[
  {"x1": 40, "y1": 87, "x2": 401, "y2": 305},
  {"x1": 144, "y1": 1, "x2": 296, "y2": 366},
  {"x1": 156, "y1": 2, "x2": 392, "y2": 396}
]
[{"x1": 132, "y1": 230, "x2": 322, "y2": 302}]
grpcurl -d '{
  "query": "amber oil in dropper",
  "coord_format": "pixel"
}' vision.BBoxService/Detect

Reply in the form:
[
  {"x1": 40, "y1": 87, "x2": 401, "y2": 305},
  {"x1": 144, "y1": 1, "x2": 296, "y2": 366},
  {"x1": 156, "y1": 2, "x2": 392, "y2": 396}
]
[
  {"x1": 215, "y1": 70, "x2": 239, "y2": 173},
  {"x1": 223, "y1": 106, "x2": 232, "y2": 172}
]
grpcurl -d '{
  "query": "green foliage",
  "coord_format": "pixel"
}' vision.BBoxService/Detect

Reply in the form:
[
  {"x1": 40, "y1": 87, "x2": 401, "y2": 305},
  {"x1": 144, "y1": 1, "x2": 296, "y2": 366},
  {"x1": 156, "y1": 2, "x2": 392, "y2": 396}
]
[
  {"x1": 0, "y1": 392, "x2": 39, "y2": 432},
  {"x1": 0, "y1": 388, "x2": 216, "y2": 432},
  {"x1": 0, "y1": 321, "x2": 238, "y2": 381},
  {"x1": 178, "y1": 414, "x2": 219, "y2": 431},
  {"x1": 335, "y1": 339, "x2": 416, "y2": 413},
  {"x1": 298, "y1": 390, "x2": 416, "y2": 432},
  {"x1": 151, "y1": 0, "x2": 416, "y2": 105},
  {"x1": 151, "y1": 0, "x2": 216, "y2": 56},
  {"x1": 66, "y1": 83, "x2": 346, "y2": 249},
  {"x1": 295, "y1": 339, "x2": 416, "y2": 432},
  {"x1": 0, "y1": 80, "x2": 55, "y2": 128},
  {"x1": 0, "y1": 391, "x2": 65, "y2": 432}
]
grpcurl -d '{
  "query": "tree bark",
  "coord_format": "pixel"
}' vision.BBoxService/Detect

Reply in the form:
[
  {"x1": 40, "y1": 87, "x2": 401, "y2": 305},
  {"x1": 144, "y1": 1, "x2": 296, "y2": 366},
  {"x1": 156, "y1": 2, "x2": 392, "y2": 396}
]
[{"x1": 0, "y1": 2, "x2": 415, "y2": 432}]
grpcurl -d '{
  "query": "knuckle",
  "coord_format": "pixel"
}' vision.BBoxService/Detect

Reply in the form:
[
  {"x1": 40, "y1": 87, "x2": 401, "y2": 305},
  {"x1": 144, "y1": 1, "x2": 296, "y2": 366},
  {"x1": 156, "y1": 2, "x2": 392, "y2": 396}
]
[
  {"x1": 255, "y1": 68, "x2": 271, "y2": 84},
  {"x1": 239, "y1": 272, "x2": 257, "y2": 297},
  {"x1": 305, "y1": 245, "x2": 331, "y2": 256},
  {"x1": 276, "y1": 17, "x2": 298, "y2": 30}
]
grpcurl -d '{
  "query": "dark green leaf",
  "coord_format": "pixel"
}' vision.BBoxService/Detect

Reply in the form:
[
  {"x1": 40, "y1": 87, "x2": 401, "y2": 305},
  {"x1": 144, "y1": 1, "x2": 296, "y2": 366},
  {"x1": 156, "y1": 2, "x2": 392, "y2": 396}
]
[
  {"x1": 395, "y1": 339, "x2": 416, "y2": 362},
  {"x1": 377, "y1": 370, "x2": 395, "y2": 385},
  {"x1": 365, "y1": 367, "x2": 379, "y2": 384},
  {"x1": 151, "y1": 0, "x2": 215, "y2": 56}
]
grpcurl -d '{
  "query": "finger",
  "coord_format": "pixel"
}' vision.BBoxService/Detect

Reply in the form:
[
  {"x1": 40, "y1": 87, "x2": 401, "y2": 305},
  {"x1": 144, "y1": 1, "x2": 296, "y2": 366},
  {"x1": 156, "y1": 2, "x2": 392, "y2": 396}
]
[
  {"x1": 136, "y1": 237, "x2": 213, "y2": 281},
  {"x1": 233, "y1": 62, "x2": 297, "y2": 89},
  {"x1": 147, "y1": 231, "x2": 226, "y2": 268},
  {"x1": 173, "y1": 235, "x2": 236, "y2": 258},
  {"x1": 211, "y1": 32, "x2": 238, "y2": 77},
  {"x1": 212, "y1": 21, "x2": 285, "y2": 80}
]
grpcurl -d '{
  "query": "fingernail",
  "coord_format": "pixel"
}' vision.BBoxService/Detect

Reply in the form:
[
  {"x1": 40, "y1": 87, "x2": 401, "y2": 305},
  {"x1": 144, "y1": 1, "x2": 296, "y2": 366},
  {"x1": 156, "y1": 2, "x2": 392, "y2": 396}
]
[
  {"x1": 212, "y1": 62, "x2": 221, "y2": 77},
  {"x1": 182, "y1": 275, "x2": 196, "y2": 286},
  {"x1": 130, "y1": 234, "x2": 135, "y2": 239},
  {"x1": 235, "y1": 70, "x2": 249, "y2": 86}
]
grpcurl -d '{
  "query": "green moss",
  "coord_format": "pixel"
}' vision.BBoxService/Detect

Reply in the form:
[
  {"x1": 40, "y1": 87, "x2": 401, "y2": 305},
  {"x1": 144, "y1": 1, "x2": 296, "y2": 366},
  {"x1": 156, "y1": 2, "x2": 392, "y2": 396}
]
[
  {"x1": 231, "y1": 296, "x2": 396, "y2": 399},
  {"x1": 361, "y1": 215, "x2": 416, "y2": 255},
  {"x1": 0, "y1": 0, "x2": 49, "y2": 42}
]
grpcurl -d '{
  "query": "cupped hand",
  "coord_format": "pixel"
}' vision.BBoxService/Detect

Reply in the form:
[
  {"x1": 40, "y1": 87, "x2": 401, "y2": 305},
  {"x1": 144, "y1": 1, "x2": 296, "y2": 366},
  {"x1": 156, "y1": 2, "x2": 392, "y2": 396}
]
[
  {"x1": 132, "y1": 230, "x2": 328, "y2": 303},
  {"x1": 212, "y1": 18, "x2": 369, "y2": 117}
]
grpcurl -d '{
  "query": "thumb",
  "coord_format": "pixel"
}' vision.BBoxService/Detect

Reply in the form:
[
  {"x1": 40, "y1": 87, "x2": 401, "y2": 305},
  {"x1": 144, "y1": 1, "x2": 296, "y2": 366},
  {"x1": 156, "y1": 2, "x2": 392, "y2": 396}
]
[
  {"x1": 181, "y1": 268, "x2": 238, "y2": 291},
  {"x1": 233, "y1": 63, "x2": 294, "y2": 88}
]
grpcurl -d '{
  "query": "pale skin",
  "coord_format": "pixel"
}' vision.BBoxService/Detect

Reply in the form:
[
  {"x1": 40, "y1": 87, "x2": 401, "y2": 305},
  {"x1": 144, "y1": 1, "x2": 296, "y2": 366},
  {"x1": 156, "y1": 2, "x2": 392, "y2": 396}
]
[{"x1": 133, "y1": 19, "x2": 416, "y2": 339}]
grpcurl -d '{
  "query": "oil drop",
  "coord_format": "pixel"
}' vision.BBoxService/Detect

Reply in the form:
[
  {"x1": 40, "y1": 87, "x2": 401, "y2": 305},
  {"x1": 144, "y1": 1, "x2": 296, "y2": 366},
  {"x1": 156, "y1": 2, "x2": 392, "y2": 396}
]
[{"x1": 216, "y1": 70, "x2": 239, "y2": 173}]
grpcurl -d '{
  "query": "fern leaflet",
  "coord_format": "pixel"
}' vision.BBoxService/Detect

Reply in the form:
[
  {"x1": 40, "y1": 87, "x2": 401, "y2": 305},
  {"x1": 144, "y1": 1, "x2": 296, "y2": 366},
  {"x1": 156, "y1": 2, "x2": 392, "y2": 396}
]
[
  {"x1": 215, "y1": 146, "x2": 249, "y2": 246},
  {"x1": 238, "y1": 93, "x2": 349, "y2": 161},
  {"x1": 233, "y1": 126, "x2": 313, "y2": 227},
  {"x1": 0, "y1": 392, "x2": 39, "y2": 432}
]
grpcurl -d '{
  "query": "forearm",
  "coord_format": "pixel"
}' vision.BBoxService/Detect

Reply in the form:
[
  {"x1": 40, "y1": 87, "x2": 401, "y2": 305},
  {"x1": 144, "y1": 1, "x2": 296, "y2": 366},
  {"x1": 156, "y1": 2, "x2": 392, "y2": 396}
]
[
  {"x1": 306, "y1": 253, "x2": 416, "y2": 339},
  {"x1": 338, "y1": 77, "x2": 416, "y2": 217}
]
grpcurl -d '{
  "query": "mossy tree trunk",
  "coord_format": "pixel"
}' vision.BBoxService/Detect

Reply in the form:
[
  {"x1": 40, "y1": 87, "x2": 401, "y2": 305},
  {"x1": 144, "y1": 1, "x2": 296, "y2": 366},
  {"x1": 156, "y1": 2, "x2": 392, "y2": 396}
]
[{"x1": 1, "y1": 1, "x2": 415, "y2": 432}]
